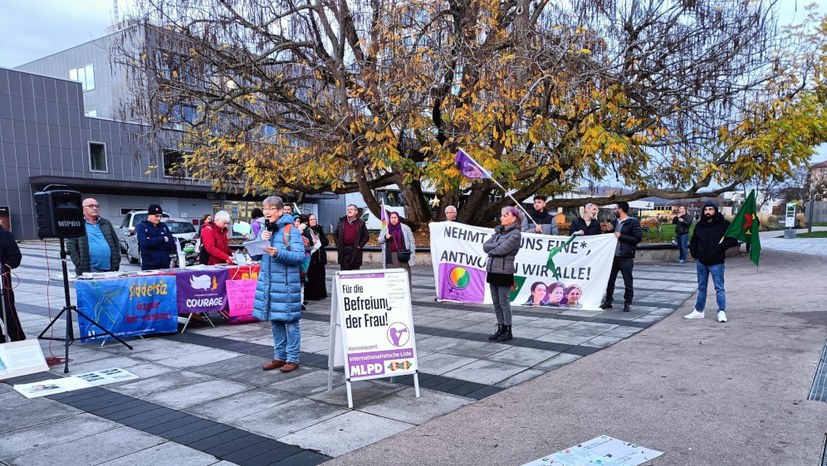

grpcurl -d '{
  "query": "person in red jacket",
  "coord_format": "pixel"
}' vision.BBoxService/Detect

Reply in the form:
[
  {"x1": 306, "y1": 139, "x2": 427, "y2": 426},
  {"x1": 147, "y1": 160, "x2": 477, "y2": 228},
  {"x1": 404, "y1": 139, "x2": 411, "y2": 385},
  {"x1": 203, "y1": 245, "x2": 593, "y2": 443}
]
[{"x1": 199, "y1": 210, "x2": 235, "y2": 265}]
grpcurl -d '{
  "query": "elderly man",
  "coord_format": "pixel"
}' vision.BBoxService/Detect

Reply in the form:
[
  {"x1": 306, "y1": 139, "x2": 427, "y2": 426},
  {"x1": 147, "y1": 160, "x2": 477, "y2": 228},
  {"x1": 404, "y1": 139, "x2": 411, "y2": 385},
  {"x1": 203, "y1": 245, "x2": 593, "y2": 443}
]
[
  {"x1": 66, "y1": 198, "x2": 121, "y2": 275},
  {"x1": 445, "y1": 205, "x2": 458, "y2": 222},
  {"x1": 570, "y1": 202, "x2": 601, "y2": 236},
  {"x1": 334, "y1": 204, "x2": 369, "y2": 270},
  {"x1": 135, "y1": 204, "x2": 176, "y2": 270},
  {"x1": 522, "y1": 195, "x2": 558, "y2": 235}
]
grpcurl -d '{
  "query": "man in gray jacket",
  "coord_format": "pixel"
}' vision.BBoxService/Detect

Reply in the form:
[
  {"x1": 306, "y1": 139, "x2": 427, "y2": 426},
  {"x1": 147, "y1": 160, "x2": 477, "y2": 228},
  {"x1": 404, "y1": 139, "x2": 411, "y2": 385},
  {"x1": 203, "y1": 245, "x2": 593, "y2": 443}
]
[
  {"x1": 522, "y1": 195, "x2": 558, "y2": 235},
  {"x1": 66, "y1": 198, "x2": 121, "y2": 275}
]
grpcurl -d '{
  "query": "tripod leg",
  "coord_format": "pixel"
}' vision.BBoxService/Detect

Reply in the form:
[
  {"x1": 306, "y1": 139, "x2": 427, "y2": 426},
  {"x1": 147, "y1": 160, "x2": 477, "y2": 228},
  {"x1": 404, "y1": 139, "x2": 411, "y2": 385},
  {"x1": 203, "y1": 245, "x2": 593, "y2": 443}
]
[
  {"x1": 73, "y1": 306, "x2": 133, "y2": 350},
  {"x1": 37, "y1": 307, "x2": 68, "y2": 339}
]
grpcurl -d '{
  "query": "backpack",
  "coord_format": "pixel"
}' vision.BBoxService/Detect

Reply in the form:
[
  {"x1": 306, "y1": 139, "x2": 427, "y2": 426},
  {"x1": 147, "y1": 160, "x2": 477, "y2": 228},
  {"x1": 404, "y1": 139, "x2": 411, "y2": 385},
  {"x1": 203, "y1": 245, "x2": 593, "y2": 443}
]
[{"x1": 282, "y1": 224, "x2": 312, "y2": 280}]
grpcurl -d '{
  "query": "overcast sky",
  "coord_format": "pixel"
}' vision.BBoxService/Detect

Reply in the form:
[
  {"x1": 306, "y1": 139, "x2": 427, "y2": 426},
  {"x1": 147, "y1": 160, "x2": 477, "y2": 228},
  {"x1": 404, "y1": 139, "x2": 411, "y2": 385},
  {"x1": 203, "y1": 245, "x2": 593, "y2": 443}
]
[{"x1": 1, "y1": 0, "x2": 824, "y2": 162}]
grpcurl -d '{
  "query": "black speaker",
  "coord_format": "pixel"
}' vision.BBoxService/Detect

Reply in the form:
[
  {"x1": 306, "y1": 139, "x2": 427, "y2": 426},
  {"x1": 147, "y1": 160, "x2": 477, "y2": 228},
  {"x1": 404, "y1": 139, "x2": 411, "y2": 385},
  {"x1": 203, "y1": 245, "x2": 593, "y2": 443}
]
[{"x1": 34, "y1": 184, "x2": 85, "y2": 239}]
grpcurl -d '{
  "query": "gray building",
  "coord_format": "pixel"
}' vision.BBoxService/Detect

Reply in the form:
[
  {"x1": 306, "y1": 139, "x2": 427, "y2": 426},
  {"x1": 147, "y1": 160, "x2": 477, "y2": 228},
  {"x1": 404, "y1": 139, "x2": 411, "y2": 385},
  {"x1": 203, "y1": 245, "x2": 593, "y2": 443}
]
[{"x1": 0, "y1": 67, "x2": 225, "y2": 239}]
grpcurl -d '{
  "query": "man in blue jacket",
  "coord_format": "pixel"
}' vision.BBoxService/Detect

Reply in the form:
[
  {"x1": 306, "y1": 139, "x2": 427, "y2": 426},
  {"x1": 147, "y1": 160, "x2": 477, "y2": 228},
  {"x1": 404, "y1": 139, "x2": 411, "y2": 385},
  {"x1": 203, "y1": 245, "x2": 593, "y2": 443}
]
[
  {"x1": 135, "y1": 204, "x2": 176, "y2": 270},
  {"x1": 600, "y1": 201, "x2": 643, "y2": 312}
]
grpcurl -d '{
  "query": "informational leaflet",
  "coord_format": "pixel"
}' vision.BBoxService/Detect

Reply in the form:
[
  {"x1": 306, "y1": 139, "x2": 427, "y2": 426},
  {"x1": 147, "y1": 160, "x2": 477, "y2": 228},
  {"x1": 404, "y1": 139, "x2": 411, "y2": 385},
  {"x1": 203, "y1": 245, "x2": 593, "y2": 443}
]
[
  {"x1": 13, "y1": 368, "x2": 139, "y2": 399},
  {"x1": 242, "y1": 239, "x2": 270, "y2": 257},
  {"x1": 522, "y1": 435, "x2": 664, "y2": 466}
]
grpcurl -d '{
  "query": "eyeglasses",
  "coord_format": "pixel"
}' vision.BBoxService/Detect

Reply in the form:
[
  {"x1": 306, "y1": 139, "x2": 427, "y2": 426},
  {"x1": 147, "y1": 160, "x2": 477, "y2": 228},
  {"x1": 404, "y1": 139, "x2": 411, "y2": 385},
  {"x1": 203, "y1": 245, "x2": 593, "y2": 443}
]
[
  {"x1": 83, "y1": 204, "x2": 100, "y2": 208},
  {"x1": 262, "y1": 206, "x2": 279, "y2": 211}
]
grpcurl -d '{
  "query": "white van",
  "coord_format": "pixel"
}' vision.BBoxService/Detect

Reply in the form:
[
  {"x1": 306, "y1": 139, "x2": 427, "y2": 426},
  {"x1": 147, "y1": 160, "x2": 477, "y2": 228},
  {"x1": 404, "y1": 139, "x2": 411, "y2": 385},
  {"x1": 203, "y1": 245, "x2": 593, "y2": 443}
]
[{"x1": 361, "y1": 206, "x2": 405, "y2": 230}]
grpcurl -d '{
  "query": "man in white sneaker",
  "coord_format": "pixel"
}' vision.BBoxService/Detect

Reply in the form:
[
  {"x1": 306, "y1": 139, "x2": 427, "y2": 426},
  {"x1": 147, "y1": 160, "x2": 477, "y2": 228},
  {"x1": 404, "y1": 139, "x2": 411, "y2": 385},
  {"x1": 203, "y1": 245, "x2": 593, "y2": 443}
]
[{"x1": 684, "y1": 200, "x2": 739, "y2": 323}]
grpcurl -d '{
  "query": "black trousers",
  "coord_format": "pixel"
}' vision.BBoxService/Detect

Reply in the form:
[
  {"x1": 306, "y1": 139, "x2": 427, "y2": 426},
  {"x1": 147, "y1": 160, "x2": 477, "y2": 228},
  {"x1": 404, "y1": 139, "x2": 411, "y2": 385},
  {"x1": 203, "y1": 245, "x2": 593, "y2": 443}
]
[
  {"x1": 1, "y1": 286, "x2": 26, "y2": 343},
  {"x1": 604, "y1": 256, "x2": 635, "y2": 305}
]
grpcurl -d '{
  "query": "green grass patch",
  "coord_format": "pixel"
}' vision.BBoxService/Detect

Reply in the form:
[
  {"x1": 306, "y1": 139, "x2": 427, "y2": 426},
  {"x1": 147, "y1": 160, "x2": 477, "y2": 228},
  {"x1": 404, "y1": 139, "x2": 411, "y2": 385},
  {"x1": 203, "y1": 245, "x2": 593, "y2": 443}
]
[
  {"x1": 641, "y1": 223, "x2": 696, "y2": 243},
  {"x1": 794, "y1": 231, "x2": 827, "y2": 238}
]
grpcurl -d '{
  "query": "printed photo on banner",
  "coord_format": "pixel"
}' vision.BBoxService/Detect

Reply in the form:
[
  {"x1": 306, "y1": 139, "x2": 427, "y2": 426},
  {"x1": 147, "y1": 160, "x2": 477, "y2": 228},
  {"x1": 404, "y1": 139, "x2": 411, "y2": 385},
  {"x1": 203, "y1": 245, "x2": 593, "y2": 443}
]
[
  {"x1": 337, "y1": 272, "x2": 417, "y2": 380},
  {"x1": 430, "y1": 222, "x2": 617, "y2": 310}
]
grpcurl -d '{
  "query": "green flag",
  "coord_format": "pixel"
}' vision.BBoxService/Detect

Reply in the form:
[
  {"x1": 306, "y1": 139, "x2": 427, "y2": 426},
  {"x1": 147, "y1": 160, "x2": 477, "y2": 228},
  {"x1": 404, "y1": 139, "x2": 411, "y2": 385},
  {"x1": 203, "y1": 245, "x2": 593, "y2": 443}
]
[
  {"x1": 725, "y1": 189, "x2": 761, "y2": 266},
  {"x1": 546, "y1": 234, "x2": 578, "y2": 279}
]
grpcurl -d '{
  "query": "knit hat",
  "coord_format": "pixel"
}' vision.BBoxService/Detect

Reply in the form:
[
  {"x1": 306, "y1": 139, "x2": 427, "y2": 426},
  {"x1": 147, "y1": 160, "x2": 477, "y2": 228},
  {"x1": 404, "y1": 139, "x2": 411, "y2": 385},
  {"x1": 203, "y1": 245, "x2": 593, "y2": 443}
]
[
  {"x1": 702, "y1": 200, "x2": 719, "y2": 213},
  {"x1": 148, "y1": 204, "x2": 163, "y2": 215}
]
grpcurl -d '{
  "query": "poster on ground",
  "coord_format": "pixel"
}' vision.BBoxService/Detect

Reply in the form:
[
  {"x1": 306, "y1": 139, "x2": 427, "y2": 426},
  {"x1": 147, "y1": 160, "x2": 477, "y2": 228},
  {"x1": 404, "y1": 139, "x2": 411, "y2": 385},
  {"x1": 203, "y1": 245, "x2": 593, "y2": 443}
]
[
  {"x1": 13, "y1": 368, "x2": 139, "y2": 398},
  {"x1": 430, "y1": 222, "x2": 617, "y2": 311},
  {"x1": 76, "y1": 276, "x2": 178, "y2": 342},
  {"x1": 331, "y1": 270, "x2": 418, "y2": 383},
  {"x1": 0, "y1": 340, "x2": 49, "y2": 380},
  {"x1": 522, "y1": 435, "x2": 664, "y2": 466}
]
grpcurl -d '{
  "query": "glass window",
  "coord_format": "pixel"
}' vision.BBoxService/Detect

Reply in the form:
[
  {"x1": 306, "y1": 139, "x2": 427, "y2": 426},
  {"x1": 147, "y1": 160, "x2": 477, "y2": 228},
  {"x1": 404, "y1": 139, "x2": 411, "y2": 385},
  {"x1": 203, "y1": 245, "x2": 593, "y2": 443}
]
[
  {"x1": 69, "y1": 64, "x2": 95, "y2": 91},
  {"x1": 162, "y1": 149, "x2": 191, "y2": 178},
  {"x1": 89, "y1": 142, "x2": 107, "y2": 172}
]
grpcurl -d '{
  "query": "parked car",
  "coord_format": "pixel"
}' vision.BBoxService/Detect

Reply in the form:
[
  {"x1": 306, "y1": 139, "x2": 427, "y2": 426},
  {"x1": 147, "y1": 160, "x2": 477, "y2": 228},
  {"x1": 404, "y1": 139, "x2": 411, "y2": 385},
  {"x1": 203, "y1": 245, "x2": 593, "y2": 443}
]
[
  {"x1": 125, "y1": 217, "x2": 196, "y2": 265},
  {"x1": 117, "y1": 210, "x2": 171, "y2": 253}
]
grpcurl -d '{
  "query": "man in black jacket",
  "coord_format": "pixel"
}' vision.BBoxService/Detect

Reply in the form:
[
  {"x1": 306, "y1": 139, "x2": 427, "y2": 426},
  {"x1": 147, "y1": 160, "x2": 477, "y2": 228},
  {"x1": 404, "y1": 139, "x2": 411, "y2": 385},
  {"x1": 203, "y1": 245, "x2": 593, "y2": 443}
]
[
  {"x1": 600, "y1": 201, "x2": 643, "y2": 312},
  {"x1": 0, "y1": 225, "x2": 25, "y2": 342},
  {"x1": 334, "y1": 204, "x2": 369, "y2": 270},
  {"x1": 522, "y1": 195, "x2": 558, "y2": 235},
  {"x1": 671, "y1": 205, "x2": 692, "y2": 263},
  {"x1": 571, "y1": 202, "x2": 602, "y2": 236},
  {"x1": 684, "y1": 200, "x2": 739, "y2": 323}
]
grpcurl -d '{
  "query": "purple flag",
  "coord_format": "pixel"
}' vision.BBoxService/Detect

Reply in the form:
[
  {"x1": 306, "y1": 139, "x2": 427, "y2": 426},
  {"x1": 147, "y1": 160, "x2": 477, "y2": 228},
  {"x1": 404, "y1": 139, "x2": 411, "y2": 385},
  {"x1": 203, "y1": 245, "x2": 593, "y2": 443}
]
[
  {"x1": 438, "y1": 263, "x2": 487, "y2": 303},
  {"x1": 455, "y1": 149, "x2": 490, "y2": 179}
]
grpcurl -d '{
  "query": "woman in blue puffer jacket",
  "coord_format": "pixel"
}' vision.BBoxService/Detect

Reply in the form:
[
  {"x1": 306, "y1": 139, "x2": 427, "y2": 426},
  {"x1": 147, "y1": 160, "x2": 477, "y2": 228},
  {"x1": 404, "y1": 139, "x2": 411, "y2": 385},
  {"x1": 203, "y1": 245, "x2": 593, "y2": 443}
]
[{"x1": 253, "y1": 196, "x2": 306, "y2": 373}]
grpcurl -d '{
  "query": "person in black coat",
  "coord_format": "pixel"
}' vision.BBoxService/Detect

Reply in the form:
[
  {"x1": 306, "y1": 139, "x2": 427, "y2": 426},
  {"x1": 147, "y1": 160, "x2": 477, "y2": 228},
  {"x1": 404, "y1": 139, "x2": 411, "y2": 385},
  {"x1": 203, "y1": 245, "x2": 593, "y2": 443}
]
[
  {"x1": 135, "y1": 204, "x2": 176, "y2": 270},
  {"x1": 304, "y1": 214, "x2": 329, "y2": 300},
  {"x1": 600, "y1": 201, "x2": 643, "y2": 312},
  {"x1": 571, "y1": 202, "x2": 602, "y2": 236},
  {"x1": 684, "y1": 200, "x2": 739, "y2": 323},
  {"x1": 0, "y1": 225, "x2": 25, "y2": 342},
  {"x1": 671, "y1": 205, "x2": 692, "y2": 263}
]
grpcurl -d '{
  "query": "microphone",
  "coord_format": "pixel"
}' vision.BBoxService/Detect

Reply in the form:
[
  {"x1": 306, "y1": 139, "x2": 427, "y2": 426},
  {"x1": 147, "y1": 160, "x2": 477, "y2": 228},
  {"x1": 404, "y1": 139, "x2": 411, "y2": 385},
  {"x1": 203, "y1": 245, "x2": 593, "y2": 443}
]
[{"x1": 263, "y1": 219, "x2": 271, "y2": 232}]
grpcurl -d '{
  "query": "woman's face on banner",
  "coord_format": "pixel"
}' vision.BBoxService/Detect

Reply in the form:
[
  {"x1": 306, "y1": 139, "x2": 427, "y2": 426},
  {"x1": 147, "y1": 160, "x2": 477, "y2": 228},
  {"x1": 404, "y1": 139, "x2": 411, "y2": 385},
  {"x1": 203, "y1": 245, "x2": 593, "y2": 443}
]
[
  {"x1": 567, "y1": 287, "x2": 581, "y2": 304},
  {"x1": 547, "y1": 285, "x2": 565, "y2": 304},
  {"x1": 532, "y1": 284, "x2": 547, "y2": 302}
]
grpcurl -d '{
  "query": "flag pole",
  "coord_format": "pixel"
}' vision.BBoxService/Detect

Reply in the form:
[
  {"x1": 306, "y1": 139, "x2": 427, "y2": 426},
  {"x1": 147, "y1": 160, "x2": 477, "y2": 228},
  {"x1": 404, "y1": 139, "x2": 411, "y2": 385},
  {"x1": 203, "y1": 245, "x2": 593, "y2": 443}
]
[{"x1": 463, "y1": 153, "x2": 538, "y2": 227}]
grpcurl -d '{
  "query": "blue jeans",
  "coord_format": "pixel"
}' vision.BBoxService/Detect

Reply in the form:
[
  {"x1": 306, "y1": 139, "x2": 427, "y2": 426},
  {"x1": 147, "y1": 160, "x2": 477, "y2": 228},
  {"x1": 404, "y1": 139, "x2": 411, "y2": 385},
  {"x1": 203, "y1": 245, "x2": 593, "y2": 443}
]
[
  {"x1": 676, "y1": 234, "x2": 689, "y2": 261},
  {"x1": 271, "y1": 320, "x2": 301, "y2": 363},
  {"x1": 695, "y1": 262, "x2": 726, "y2": 312}
]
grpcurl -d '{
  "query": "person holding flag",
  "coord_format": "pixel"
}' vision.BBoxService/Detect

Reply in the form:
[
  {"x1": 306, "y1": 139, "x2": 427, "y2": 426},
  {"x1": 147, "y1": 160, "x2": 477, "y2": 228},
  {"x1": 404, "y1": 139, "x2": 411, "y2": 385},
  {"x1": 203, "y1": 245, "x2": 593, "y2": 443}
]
[{"x1": 684, "y1": 200, "x2": 741, "y2": 323}]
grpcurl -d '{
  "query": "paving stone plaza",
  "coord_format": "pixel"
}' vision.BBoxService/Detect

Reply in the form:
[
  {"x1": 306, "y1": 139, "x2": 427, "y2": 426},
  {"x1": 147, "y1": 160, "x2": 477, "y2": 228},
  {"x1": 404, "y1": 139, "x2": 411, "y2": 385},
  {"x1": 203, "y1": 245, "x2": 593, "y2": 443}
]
[{"x1": 0, "y1": 235, "x2": 823, "y2": 465}]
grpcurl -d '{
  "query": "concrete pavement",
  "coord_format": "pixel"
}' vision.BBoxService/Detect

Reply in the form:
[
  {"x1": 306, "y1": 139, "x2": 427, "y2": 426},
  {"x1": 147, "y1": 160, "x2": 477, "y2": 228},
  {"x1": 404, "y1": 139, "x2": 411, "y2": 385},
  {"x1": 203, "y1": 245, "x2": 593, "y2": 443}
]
[{"x1": 1, "y1": 236, "x2": 826, "y2": 465}]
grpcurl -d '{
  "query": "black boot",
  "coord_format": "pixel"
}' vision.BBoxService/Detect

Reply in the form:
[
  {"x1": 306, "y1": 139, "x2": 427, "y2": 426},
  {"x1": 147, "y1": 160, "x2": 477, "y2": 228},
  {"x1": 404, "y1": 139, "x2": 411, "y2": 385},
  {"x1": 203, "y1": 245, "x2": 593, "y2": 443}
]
[
  {"x1": 488, "y1": 324, "x2": 504, "y2": 341},
  {"x1": 497, "y1": 325, "x2": 513, "y2": 342},
  {"x1": 599, "y1": 300, "x2": 613, "y2": 310}
]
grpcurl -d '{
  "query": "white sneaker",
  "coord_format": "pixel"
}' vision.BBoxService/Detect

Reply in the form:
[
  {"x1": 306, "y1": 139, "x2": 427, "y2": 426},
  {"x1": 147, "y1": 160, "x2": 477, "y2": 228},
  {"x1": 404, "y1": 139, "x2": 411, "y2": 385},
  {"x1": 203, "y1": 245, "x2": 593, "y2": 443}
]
[
  {"x1": 717, "y1": 311, "x2": 728, "y2": 323},
  {"x1": 684, "y1": 310, "x2": 705, "y2": 319}
]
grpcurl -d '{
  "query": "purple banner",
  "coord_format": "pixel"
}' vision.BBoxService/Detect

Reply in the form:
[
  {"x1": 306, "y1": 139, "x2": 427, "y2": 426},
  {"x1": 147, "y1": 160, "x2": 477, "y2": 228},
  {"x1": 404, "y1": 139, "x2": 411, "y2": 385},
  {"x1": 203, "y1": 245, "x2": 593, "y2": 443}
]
[
  {"x1": 176, "y1": 268, "x2": 229, "y2": 314},
  {"x1": 437, "y1": 263, "x2": 486, "y2": 303},
  {"x1": 348, "y1": 348, "x2": 415, "y2": 379}
]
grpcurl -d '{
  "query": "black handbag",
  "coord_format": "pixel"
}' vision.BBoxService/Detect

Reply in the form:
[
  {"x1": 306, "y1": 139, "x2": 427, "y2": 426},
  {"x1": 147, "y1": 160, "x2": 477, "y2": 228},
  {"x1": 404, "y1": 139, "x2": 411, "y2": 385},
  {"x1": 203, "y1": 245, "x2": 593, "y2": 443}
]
[{"x1": 392, "y1": 235, "x2": 412, "y2": 263}]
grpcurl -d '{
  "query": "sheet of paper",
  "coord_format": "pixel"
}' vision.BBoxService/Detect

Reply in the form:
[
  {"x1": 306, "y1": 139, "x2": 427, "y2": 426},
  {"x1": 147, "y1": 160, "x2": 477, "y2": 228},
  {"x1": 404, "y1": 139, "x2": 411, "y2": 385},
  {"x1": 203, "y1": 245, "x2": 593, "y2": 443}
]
[{"x1": 242, "y1": 239, "x2": 270, "y2": 256}]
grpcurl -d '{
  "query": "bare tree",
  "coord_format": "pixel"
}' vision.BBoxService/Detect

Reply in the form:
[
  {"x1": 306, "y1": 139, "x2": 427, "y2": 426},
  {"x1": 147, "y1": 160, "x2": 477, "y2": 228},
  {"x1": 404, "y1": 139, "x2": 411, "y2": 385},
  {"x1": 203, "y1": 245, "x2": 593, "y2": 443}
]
[{"x1": 114, "y1": 0, "x2": 827, "y2": 228}]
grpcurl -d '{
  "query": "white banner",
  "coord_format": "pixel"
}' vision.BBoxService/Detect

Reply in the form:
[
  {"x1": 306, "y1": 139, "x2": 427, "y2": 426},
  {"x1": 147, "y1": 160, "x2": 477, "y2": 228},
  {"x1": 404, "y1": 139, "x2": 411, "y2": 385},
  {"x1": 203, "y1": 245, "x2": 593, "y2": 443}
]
[{"x1": 430, "y1": 222, "x2": 617, "y2": 311}]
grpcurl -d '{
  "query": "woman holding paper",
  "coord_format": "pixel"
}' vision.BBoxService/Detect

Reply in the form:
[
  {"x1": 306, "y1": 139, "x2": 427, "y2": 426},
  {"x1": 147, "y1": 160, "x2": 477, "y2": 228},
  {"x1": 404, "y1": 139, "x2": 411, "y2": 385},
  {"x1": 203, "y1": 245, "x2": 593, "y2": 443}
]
[
  {"x1": 253, "y1": 196, "x2": 306, "y2": 373},
  {"x1": 378, "y1": 211, "x2": 415, "y2": 287},
  {"x1": 304, "y1": 214, "x2": 329, "y2": 300},
  {"x1": 483, "y1": 206, "x2": 522, "y2": 342}
]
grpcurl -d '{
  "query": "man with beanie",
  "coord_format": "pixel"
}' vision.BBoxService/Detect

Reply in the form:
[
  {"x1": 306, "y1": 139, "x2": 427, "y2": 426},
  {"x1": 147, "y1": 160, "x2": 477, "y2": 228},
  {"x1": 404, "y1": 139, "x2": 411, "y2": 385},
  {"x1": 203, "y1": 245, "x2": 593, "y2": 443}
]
[
  {"x1": 684, "y1": 200, "x2": 740, "y2": 323},
  {"x1": 600, "y1": 201, "x2": 643, "y2": 312},
  {"x1": 135, "y1": 204, "x2": 176, "y2": 270}
]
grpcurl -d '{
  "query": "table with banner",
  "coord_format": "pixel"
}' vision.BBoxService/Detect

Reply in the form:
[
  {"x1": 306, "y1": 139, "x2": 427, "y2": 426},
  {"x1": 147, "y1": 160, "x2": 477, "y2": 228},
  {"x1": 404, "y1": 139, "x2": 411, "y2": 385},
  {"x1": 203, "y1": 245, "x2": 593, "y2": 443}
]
[
  {"x1": 429, "y1": 221, "x2": 618, "y2": 311},
  {"x1": 74, "y1": 264, "x2": 260, "y2": 342}
]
